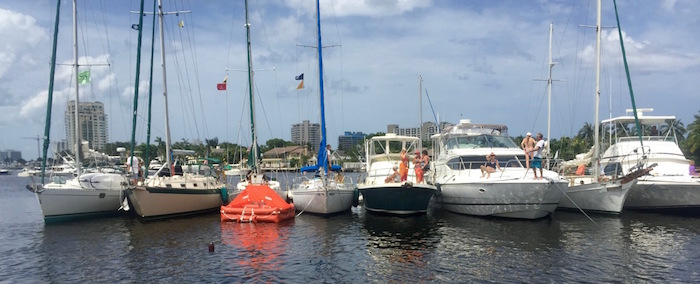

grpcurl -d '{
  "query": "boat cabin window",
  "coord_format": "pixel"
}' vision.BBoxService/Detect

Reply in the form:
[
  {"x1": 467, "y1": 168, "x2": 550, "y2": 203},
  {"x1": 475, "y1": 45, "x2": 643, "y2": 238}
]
[
  {"x1": 603, "y1": 162, "x2": 623, "y2": 177},
  {"x1": 444, "y1": 134, "x2": 518, "y2": 150},
  {"x1": 445, "y1": 155, "x2": 526, "y2": 170}
]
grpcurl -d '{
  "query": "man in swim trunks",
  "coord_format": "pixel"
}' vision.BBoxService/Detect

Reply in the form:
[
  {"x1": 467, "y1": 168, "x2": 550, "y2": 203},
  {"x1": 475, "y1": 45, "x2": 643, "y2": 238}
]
[{"x1": 529, "y1": 133, "x2": 545, "y2": 180}]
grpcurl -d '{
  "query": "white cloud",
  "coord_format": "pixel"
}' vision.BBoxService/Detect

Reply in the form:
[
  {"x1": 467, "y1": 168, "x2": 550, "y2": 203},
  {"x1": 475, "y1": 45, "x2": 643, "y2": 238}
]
[{"x1": 0, "y1": 8, "x2": 46, "y2": 79}]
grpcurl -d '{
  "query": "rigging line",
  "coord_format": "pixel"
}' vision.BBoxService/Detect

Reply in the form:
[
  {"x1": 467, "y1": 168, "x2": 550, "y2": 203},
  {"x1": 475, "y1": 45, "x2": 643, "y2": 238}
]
[
  {"x1": 184, "y1": 10, "x2": 210, "y2": 141},
  {"x1": 165, "y1": 15, "x2": 196, "y2": 141},
  {"x1": 173, "y1": 10, "x2": 201, "y2": 141}
]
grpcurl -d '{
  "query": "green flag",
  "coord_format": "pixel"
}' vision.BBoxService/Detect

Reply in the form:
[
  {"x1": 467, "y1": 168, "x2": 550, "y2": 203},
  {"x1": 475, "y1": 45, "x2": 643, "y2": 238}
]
[{"x1": 78, "y1": 70, "x2": 90, "y2": 85}]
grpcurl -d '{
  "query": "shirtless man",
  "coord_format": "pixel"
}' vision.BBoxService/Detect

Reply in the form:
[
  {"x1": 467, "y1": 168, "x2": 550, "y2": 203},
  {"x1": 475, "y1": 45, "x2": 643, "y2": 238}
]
[{"x1": 521, "y1": 132, "x2": 536, "y2": 168}]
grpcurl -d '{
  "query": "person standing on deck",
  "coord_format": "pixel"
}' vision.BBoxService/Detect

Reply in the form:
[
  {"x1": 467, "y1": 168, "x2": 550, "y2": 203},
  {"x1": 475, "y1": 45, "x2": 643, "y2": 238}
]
[
  {"x1": 126, "y1": 151, "x2": 140, "y2": 185},
  {"x1": 399, "y1": 148, "x2": 409, "y2": 182},
  {"x1": 413, "y1": 150, "x2": 423, "y2": 183},
  {"x1": 521, "y1": 132, "x2": 536, "y2": 168},
  {"x1": 529, "y1": 133, "x2": 545, "y2": 180}
]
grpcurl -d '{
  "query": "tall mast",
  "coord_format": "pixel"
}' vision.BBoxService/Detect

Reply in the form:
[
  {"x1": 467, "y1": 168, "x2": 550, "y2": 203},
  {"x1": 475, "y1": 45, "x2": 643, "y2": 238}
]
[
  {"x1": 418, "y1": 75, "x2": 423, "y2": 151},
  {"x1": 315, "y1": 0, "x2": 328, "y2": 172},
  {"x1": 72, "y1": 0, "x2": 82, "y2": 176},
  {"x1": 546, "y1": 22, "x2": 553, "y2": 169},
  {"x1": 592, "y1": 0, "x2": 602, "y2": 180},
  {"x1": 41, "y1": 0, "x2": 63, "y2": 184},
  {"x1": 129, "y1": 0, "x2": 145, "y2": 176},
  {"x1": 157, "y1": 0, "x2": 173, "y2": 171},
  {"x1": 244, "y1": 0, "x2": 259, "y2": 172}
]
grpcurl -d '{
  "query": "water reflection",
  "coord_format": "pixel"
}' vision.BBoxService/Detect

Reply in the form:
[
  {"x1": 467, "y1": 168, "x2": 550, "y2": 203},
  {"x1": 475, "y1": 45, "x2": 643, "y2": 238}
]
[
  {"x1": 359, "y1": 209, "x2": 442, "y2": 282},
  {"x1": 220, "y1": 221, "x2": 293, "y2": 282},
  {"x1": 620, "y1": 212, "x2": 700, "y2": 282}
]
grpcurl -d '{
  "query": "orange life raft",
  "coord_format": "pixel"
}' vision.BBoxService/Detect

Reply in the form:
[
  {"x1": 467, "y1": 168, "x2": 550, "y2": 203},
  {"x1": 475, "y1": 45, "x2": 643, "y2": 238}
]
[{"x1": 221, "y1": 184, "x2": 294, "y2": 223}]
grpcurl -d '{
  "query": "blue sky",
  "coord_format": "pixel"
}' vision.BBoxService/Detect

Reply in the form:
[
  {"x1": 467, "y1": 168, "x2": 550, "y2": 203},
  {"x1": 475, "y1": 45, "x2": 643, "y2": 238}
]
[{"x1": 1, "y1": 0, "x2": 699, "y2": 160}]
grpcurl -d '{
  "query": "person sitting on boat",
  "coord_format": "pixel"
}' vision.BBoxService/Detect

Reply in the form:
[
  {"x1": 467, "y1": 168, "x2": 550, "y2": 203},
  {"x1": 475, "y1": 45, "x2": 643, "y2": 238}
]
[
  {"x1": 521, "y1": 132, "x2": 536, "y2": 168},
  {"x1": 399, "y1": 148, "x2": 409, "y2": 182},
  {"x1": 690, "y1": 160, "x2": 698, "y2": 176},
  {"x1": 413, "y1": 150, "x2": 423, "y2": 183},
  {"x1": 575, "y1": 164, "x2": 586, "y2": 176},
  {"x1": 480, "y1": 152, "x2": 502, "y2": 178},
  {"x1": 385, "y1": 166, "x2": 400, "y2": 183},
  {"x1": 650, "y1": 125, "x2": 659, "y2": 136}
]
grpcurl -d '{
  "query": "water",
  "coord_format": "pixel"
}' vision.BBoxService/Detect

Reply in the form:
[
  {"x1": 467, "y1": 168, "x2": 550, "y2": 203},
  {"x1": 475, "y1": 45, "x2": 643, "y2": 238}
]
[{"x1": 2, "y1": 174, "x2": 699, "y2": 283}]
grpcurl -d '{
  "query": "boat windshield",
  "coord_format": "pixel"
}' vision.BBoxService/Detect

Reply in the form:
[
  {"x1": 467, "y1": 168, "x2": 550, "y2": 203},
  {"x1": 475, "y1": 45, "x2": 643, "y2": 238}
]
[{"x1": 444, "y1": 134, "x2": 518, "y2": 150}]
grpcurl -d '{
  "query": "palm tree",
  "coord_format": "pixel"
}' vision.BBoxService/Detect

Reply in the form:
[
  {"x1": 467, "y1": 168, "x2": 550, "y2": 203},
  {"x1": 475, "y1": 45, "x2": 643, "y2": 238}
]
[
  {"x1": 576, "y1": 122, "x2": 595, "y2": 147},
  {"x1": 660, "y1": 119, "x2": 686, "y2": 144},
  {"x1": 683, "y1": 111, "x2": 700, "y2": 161}
]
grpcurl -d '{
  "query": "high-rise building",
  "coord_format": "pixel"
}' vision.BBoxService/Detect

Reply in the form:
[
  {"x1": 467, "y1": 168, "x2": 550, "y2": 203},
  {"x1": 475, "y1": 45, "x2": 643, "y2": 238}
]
[
  {"x1": 338, "y1": 131, "x2": 365, "y2": 150},
  {"x1": 387, "y1": 121, "x2": 452, "y2": 141},
  {"x1": 65, "y1": 100, "x2": 109, "y2": 151},
  {"x1": 291, "y1": 120, "x2": 321, "y2": 152},
  {"x1": 0, "y1": 150, "x2": 22, "y2": 162}
]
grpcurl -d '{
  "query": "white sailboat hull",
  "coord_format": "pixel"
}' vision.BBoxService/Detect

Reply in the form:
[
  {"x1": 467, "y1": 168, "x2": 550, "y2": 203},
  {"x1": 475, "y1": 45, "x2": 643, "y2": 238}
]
[
  {"x1": 291, "y1": 177, "x2": 354, "y2": 214},
  {"x1": 437, "y1": 175, "x2": 565, "y2": 219},
  {"x1": 127, "y1": 175, "x2": 224, "y2": 219},
  {"x1": 558, "y1": 178, "x2": 635, "y2": 214},
  {"x1": 35, "y1": 173, "x2": 128, "y2": 222}
]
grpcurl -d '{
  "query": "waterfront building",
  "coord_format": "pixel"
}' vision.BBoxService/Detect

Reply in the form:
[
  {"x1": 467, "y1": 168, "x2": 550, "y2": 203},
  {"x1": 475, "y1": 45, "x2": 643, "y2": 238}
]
[
  {"x1": 291, "y1": 120, "x2": 321, "y2": 152},
  {"x1": 65, "y1": 101, "x2": 108, "y2": 151},
  {"x1": 0, "y1": 150, "x2": 22, "y2": 162},
  {"x1": 338, "y1": 131, "x2": 365, "y2": 150},
  {"x1": 387, "y1": 121, "x2": 453, "y2": 141}
]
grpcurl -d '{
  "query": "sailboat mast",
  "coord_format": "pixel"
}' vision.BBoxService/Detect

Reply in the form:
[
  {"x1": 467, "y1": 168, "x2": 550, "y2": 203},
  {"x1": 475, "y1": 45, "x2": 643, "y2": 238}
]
[
  {"x1": 157, "y1": 0, "x2": 173, "y2": 170},
  {"x1": 244, "y1": 0, "x2": 259, "y2": 171},
  {"x1": 592, "y1": 0, "x2": 602, "y2": 180},
  {"x1": 72, "y1": 0, "x2": 82, "y2": 176},
  {"x1": 129, "y1": 0, "x2": 146, "y2": 176},
  {"x1": 41, "y1": 0, "x2": 63, "y2": 184},
  {"x1": 418, "y1": 75, "x2": 423, "y2": 151},
  {"x1": 546, "y1": 22, "x2": 553, "y2": 169},
  {"x1": 316, "y1": 0, "x2": 328, "y2": 172}
]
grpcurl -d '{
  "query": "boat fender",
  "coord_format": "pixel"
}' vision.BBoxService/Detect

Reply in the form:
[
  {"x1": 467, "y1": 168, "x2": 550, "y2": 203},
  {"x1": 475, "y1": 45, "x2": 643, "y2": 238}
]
[
  {"x1": 220, "y1": 187, "x2": 229, "y2": 204},
  {"x1": 352, "y1": 189, "x2": 359, "y2": 207}
]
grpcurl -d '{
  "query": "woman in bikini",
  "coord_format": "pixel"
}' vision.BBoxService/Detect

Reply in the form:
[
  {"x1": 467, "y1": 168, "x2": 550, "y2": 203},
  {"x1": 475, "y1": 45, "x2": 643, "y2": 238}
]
[{"x1": 521, "y1": 132, "x2": 536, "y2": 168}]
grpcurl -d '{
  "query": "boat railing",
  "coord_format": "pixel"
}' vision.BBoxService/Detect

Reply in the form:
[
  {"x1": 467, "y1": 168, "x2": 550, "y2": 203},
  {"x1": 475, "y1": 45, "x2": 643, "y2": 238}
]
[
  {"x1": 292, "y1": 172, "x2": 354, "y2": 189},
  {"x1": 616, "y1": 136, "x2": 675, "y2": 143},
  {"x1": 443, "y1": 158, "x2": 525, "y2": 178}
]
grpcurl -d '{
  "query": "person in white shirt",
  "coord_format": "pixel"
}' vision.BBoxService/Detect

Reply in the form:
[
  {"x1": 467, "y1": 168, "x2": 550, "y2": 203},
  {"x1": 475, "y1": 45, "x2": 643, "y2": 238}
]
[
  {"x1": 126, "y1": 151, "x2": 140, "y2": 185},
  {"x1": 529, "y1": 133, "x2": 546, "y2": 180}
]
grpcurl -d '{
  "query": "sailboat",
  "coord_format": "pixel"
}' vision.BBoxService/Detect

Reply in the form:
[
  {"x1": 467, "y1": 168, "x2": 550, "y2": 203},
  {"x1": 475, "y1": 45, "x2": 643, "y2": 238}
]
[
  {"x1": 220, "y1": 0, "x2": 294, "y2": 223},
  {"x1": 558, "y1": 1, "x2": 652, "y2": 214},
  {"x1": 126, "y1": 0, "x2": 227, "y2": 220},
  {"x1": 289, "y1": 0, "x2": 357, "y2": 215},
  {"x1": 28, "y1": 0, "x2": 129, "y2": 223}
]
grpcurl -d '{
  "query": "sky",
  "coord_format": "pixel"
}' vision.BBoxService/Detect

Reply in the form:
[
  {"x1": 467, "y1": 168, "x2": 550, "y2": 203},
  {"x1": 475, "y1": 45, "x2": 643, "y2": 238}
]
[{"x1": 1, "y1": 0, "x2": 699, "y2": 160}]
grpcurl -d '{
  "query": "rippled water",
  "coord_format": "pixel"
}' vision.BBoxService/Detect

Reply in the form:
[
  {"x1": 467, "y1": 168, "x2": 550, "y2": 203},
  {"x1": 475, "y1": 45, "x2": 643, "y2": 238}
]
[{"x1": 1, "y1": 174, "x2": 699, "y2": 283}]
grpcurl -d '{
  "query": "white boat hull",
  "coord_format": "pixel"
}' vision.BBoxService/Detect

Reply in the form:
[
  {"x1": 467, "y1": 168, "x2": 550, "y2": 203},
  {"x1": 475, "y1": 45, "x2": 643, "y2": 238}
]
[
  {"x1": 34, "y1": 173, "x2": 128, "y2": 222},
  {"x1": 291, "y1": 178, "x2": 354, "y2": 214},
  {"x1": 625, "y1": 177, "x2": 700, "y2": 210},
  {"x1": 437, "y1": 178, "x2": 565, "y2": 219},
  {"x1": 127, "y1": 175, "x2": 225, "y2": 219},
  {"x1": 558, "y1": 178, "x2": 635, "y2": 214}
]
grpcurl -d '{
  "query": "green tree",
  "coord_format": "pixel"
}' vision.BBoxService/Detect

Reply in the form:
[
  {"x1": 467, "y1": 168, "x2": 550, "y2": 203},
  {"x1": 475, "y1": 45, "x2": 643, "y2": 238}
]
[
  {"x1": 660, "y1": 119, "x2": 686, "y2": 144},
  {"x1": 683, "y1": 111, "x2": 700, "y2": 162}
]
